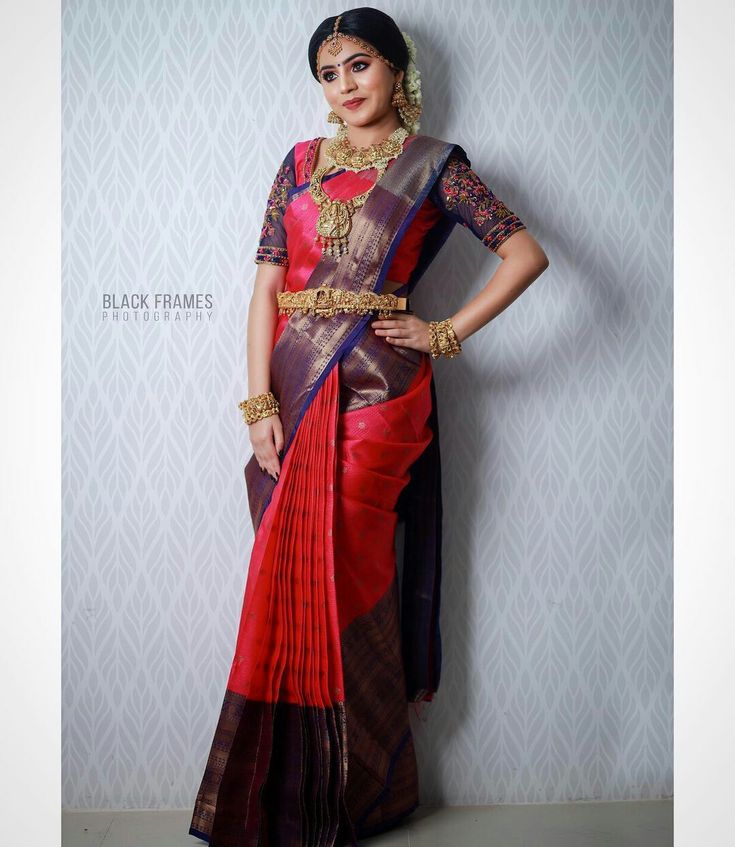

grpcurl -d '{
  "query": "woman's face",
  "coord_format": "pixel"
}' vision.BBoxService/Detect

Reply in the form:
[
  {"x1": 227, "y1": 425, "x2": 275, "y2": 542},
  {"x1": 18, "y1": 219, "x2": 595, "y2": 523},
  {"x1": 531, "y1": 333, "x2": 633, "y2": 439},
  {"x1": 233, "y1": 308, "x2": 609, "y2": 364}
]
[{"x1": 317, "y1": 38, "x2": 403, "y2": 129}]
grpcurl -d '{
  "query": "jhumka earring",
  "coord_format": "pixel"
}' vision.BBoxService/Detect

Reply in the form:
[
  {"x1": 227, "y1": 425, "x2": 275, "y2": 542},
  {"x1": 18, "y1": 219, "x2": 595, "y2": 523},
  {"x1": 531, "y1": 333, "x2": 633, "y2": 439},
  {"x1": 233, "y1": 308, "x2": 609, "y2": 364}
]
[
  {"x1": 327, "y1": 109, "x2": 345, "y2": 125},
  {"x1": 391, "y1": 79, "x2": 422, "y2": 128},
  {"x1": 391, "y1": 80, "x2": 407, "y2": 108}
]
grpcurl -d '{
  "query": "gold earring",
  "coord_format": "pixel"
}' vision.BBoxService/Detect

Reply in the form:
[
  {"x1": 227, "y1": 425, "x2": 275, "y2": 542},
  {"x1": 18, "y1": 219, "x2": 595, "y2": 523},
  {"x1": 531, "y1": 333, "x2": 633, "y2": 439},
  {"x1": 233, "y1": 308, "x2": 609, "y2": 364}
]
[
  {"x1": 391, "y1": 80, "x2": 407, "y2": 109},
  {"x1": 327, "y1": 109, "x2": 345, "y2": 125},
  {"x1": 391, "y1": 80, "x2": 422, "y2": 127}
]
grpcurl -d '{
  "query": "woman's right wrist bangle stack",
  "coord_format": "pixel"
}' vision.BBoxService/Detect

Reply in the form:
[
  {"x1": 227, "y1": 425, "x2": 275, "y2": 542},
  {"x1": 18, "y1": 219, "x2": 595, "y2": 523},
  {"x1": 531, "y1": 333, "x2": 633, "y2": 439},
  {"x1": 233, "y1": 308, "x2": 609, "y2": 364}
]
[
  {"x1": 428, "y1": 318, "x2": 462, "y2": 359},
  {"x1": 238, "y1": 391, "x2": 279, "y2": 425}
]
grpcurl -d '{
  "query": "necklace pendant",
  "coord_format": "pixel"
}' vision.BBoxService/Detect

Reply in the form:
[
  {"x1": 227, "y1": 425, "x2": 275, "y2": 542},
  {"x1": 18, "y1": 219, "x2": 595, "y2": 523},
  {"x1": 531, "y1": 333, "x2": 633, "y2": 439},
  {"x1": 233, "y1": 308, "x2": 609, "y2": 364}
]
[
  {"x1": 310, "y1": 128, "x2": 409, "y2": 262},
  {"x1": 317, "y1": 231, "x2": 350, "y2": 261},
  {"x1": 316, "y1": 200, "x2": 352, "y2": 242}
]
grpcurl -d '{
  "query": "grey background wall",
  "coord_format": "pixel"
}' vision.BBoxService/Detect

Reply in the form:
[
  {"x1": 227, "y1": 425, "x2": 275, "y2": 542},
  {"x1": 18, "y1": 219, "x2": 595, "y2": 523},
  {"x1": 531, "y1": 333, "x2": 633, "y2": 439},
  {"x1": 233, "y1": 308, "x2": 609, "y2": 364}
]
[{"x1": 62, "y1": 0, "x2": 672, "y2": 808}]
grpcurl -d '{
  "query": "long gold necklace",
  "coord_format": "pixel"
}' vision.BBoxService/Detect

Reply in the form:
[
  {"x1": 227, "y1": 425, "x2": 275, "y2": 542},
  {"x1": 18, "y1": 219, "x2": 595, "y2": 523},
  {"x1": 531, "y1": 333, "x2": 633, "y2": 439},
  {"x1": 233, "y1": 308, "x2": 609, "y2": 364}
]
[{"x1": 309, "y1": 126, "x2": 409, "y2": 261}]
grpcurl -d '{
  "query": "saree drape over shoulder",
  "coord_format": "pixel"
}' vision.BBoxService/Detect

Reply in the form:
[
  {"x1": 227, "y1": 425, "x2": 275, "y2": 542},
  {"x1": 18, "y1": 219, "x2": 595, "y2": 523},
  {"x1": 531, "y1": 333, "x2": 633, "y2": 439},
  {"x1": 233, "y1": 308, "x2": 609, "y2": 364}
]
[{"x1": 189, "y1": 134, "x2": 526, "y2": 847}]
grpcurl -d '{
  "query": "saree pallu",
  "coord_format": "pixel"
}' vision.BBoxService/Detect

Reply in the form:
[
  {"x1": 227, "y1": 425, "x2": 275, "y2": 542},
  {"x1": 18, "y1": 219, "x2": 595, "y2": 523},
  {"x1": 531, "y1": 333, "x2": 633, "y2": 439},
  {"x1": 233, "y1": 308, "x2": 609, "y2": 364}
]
[{"x1": 190, "y1": 135, "x2": 466, "y2": 847}]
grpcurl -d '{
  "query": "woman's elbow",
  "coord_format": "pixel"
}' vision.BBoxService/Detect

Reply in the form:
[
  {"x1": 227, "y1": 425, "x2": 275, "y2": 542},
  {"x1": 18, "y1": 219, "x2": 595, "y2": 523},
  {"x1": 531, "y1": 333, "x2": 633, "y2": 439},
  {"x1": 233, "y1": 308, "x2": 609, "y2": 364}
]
[
  {"x1": 522, "y1": 231, "x2": 549, "y2": 272},
  {"x1": 523, "y1": 238, "x2": 549, "y2": 278},
  {"x1": 518, "y1": 238, "x2": 549, "y2": 285},
  {"x1": 497, "y1": 228, "x2": 548, "y2": 271}
]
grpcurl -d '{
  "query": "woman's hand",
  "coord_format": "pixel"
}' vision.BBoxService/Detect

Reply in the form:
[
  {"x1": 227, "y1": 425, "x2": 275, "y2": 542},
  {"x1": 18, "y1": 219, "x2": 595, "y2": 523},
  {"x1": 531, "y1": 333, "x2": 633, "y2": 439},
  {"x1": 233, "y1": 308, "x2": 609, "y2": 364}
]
[
  {"x1": 371, "y1": 314, "x2": 431, "y2": 354},
  {"x1": 249, "y1": 413, "x2": 284, "y2": 482}
]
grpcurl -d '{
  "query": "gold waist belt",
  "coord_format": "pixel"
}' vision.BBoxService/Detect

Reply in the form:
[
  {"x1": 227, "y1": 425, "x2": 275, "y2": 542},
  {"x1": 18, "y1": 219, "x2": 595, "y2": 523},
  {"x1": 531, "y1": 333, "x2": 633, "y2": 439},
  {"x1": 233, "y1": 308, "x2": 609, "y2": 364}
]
[{"x1": 276, "y1": 284, "x2": 409, "y2": 320}]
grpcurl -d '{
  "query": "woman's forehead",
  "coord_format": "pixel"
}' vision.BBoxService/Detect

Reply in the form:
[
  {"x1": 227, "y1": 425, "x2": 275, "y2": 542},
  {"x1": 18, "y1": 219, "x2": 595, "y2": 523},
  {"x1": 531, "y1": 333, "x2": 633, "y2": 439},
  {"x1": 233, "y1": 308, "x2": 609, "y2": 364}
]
[{"x1": 318, "y1": 39, "x2": 378, "y2": 69}]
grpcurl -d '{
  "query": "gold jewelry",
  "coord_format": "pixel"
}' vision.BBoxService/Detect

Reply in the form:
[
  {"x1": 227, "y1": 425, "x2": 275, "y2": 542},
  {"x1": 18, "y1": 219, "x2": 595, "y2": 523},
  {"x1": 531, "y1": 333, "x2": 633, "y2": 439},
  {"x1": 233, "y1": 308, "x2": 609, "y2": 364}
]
[
  {"x1": 310, "y1": 169, "x2": 372, "y2": 261},
  {"x1": 238, "y1": 391, "x2": 280, "y2": 425},
  {"x1": 323, "y1": 124, "x2": 408, "y2": 172},
  {"x1": 390, "y1": 80, "x2": 405, "y2": 108},
  {"x1": 428, "y1": 318, "x2": 462, "y2": 358},
  {"x1": 309, "y1": 126, "x2": 408, "y2": 261},
  {"x1": 391, "y1": 80, "x2": 422, "y2": 129},
  {"x1": 327, "y1": 109, "x2": 345, "y2": 125},
  {"x1": 277, "y1": 284, "x2": 409, "y2": 320},
  {"x1": 315, "y1": 16, "x2": 401, "y2": 77}
]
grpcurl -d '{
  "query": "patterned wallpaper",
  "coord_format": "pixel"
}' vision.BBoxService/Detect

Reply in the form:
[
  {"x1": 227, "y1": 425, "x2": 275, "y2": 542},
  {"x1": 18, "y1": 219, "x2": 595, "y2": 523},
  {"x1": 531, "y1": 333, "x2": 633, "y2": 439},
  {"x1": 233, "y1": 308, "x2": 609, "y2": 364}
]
[{"x1": 62, "y1": 0, "x2": 672, "y2": 808}]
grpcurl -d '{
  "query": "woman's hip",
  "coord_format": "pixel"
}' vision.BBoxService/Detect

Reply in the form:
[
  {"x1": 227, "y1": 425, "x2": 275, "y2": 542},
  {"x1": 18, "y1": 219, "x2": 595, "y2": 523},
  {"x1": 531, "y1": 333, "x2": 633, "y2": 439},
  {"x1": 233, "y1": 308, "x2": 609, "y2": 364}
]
[{"x1": 336, "y1": 352, "x2": 433, "y2": 512}]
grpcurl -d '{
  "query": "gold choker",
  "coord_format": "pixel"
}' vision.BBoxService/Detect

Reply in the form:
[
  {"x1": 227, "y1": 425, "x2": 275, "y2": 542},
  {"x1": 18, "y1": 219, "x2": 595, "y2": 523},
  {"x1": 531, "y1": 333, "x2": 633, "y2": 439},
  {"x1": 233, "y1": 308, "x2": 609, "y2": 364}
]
[{"x1": 323, "y1": 125, "x2": 409, "y2": 172}]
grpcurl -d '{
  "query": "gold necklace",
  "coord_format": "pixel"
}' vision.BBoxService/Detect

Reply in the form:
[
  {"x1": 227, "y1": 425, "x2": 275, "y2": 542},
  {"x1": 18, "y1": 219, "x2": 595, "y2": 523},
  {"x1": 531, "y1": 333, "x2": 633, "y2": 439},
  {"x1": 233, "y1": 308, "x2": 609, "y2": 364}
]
[
  {"x1": 324, "y1": 125, "x2": 409, "y2": 172},
  {"x1": 309, "y1": 126, "x2": 409, "y2": 261}
]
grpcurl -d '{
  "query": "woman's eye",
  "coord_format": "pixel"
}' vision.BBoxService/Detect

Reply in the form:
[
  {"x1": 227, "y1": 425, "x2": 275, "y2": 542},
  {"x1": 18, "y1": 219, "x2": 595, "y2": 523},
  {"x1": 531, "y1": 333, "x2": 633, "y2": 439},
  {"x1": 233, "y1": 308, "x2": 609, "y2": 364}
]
[{"x1": 322, "y1": 61, "x2": 369, "y2": 83}]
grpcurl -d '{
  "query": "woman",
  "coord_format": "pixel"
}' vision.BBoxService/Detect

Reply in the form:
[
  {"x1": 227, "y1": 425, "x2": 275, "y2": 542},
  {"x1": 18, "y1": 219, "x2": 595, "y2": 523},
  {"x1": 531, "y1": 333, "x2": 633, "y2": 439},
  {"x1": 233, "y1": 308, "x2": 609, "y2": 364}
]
[{"x1": 189, "y1": 8, "x2": 549, "y2": 846}]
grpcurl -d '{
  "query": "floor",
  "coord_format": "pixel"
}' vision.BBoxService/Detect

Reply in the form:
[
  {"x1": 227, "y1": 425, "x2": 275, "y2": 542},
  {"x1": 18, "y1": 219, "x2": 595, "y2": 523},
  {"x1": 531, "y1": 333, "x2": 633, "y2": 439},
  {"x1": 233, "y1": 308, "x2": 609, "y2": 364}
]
[{"x1": 63, "y1": 799, "x2": 673, "y2": 846}]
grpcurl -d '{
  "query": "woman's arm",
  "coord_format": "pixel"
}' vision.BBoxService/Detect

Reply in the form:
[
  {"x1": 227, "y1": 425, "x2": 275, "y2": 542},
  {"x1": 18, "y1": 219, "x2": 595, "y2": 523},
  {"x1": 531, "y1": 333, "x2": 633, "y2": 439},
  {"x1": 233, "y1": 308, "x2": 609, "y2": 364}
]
[
  {"x1": 246, "y1": 263, "x2": 287, "y2": 480},
  {"x1": 372, "y1": 154, "x2": 549, "y2": 354},
  {"x1": 247, "y1": 144, "x2": 297, "y2": 480},
  {"x1": 448, "y1": 228, "x2": 549, "y2": 344},
  {"x1": 247, "y1": 264, "x2": 286, "y2": 395},
  {"x1": 372, "y1": 231, "x2": 548, "y2": 352}
]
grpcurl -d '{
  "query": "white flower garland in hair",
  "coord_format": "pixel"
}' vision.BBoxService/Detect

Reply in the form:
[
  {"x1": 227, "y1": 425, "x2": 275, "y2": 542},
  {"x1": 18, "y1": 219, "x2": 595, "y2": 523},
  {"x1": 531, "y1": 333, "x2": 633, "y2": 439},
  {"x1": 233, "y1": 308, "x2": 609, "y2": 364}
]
[{"x1": 400, "y1": 31, "x2": 422, "y2": 134}]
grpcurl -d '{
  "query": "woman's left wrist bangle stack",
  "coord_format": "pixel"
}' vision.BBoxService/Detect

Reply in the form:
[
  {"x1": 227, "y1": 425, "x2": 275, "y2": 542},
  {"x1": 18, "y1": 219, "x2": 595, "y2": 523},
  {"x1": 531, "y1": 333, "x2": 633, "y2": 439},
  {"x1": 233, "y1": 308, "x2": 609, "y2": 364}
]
[
  {"x1": 428, "y1": 318, "x2": 462, "y2": 359},
  {"x1": 238, "y1": 391, "x2": 279, "y2": 425}
]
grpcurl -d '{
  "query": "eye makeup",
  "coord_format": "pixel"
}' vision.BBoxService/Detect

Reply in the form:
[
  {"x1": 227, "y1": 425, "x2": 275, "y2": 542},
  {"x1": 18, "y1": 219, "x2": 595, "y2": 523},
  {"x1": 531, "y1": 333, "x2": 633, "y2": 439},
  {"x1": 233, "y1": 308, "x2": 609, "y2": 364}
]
[{"x1": 321, "y1": 60, "x2": 369, "y2": 82}]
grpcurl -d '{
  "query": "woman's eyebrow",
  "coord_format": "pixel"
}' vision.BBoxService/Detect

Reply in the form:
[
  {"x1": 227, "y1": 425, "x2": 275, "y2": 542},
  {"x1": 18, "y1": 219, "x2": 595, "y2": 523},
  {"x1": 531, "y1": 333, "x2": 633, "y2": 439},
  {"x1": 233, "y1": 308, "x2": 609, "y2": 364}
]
[{"x1": 319, "y1": 53, "x2": 371, "y2": 72}]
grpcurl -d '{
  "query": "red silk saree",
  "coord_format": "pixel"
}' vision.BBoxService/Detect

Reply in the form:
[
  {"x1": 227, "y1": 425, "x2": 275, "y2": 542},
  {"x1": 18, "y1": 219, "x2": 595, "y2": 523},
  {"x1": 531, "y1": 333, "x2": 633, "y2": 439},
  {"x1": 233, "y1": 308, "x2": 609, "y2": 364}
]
[{"x1": 189, "y1": 134, "x2": 526, "y2": 846}]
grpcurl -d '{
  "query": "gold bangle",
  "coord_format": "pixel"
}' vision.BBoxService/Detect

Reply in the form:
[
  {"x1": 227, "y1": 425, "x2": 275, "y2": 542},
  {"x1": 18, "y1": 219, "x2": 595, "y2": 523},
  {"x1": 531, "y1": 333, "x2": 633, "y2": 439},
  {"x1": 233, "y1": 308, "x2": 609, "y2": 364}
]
[
  {"x1": 428, "y1": 318, "x2": 462, "y2": 359},
  {"x1": 238, "y1": 391, "x2": 280, "y2": 425}
]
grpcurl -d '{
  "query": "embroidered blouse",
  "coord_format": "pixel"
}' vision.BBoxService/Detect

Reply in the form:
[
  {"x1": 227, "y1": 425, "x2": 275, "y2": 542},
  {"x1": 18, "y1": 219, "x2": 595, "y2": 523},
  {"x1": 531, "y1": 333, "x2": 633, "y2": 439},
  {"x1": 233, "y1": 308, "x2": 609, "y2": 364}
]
[{"x1": 253, "y1": 136, "x2": 526, "y2": 287}]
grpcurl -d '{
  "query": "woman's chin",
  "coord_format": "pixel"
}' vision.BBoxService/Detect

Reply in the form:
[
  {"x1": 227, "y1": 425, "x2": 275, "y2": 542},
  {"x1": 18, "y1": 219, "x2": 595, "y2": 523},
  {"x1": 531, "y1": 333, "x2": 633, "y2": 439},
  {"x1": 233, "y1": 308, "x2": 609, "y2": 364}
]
[
  {"x1": 342, "y1": 112, "x2": 394, "y2": 130},
  {"x1": 343, "y1": 114, "x2": 371, "y2": 127}
]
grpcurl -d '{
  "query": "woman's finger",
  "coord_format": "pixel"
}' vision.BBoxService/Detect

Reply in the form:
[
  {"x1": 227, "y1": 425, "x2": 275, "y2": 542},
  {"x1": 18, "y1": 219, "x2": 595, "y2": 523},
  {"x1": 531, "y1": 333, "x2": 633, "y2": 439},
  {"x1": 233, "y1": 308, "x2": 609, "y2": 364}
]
[
  {"x1": 377, "y1": 328, "x2": 409, "y2": 338},
  {"x1": 259, "y1": 442, "x2": 279, "y2": 478},
  {"x1": 258, "y1": 455, "x2": 278, "y2": 482},
  {"x1": 371, "y1": 315, "x2": 409, "y2": 328},
  {"x1": 374, "y1": 320, "x2": 410, "y2": 333},
  {"x1": 272, "y1": 417, "x2": 285, "y2": 454}
]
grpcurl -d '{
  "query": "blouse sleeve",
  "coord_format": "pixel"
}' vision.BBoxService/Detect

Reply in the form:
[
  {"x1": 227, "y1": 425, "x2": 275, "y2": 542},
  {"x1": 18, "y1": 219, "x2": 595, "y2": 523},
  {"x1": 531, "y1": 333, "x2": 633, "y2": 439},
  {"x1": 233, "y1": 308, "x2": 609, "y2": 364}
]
[
  {"x1": 253, "y1": 145, "x2": 297, "y2": 268},
  {"x1": 429, "y1": 154, "x2": 526, "y2": 252}
]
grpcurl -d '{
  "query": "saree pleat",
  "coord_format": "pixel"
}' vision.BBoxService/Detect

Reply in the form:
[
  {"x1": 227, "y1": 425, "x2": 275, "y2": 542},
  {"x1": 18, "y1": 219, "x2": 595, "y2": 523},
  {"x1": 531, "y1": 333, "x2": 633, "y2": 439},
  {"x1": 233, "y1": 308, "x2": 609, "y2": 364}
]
[{"x1": 190, "y1": 353, "x2": 434, "y2": 846}]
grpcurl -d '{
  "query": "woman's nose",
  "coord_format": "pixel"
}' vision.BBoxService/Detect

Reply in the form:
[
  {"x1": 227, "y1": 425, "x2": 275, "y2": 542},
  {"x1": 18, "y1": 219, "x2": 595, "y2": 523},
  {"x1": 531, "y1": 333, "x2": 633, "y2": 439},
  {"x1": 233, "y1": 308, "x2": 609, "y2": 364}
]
[{"x1": 339, "y1": 73, "x2": 356, "y2": 93}]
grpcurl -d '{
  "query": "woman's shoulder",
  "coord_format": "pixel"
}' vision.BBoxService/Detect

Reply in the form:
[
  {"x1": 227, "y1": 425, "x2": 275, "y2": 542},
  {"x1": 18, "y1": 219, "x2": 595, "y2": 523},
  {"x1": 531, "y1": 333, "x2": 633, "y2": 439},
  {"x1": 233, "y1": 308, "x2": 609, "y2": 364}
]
[
  {"x1": 285, "y1": 137, "x2": 323, "y2": 184},
  {"x1": 408, "y1": 133, "x2": 471, "y2": 166},
  {"x1": 293, "y1": 136, "x2": 323, "y2": 155}
]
